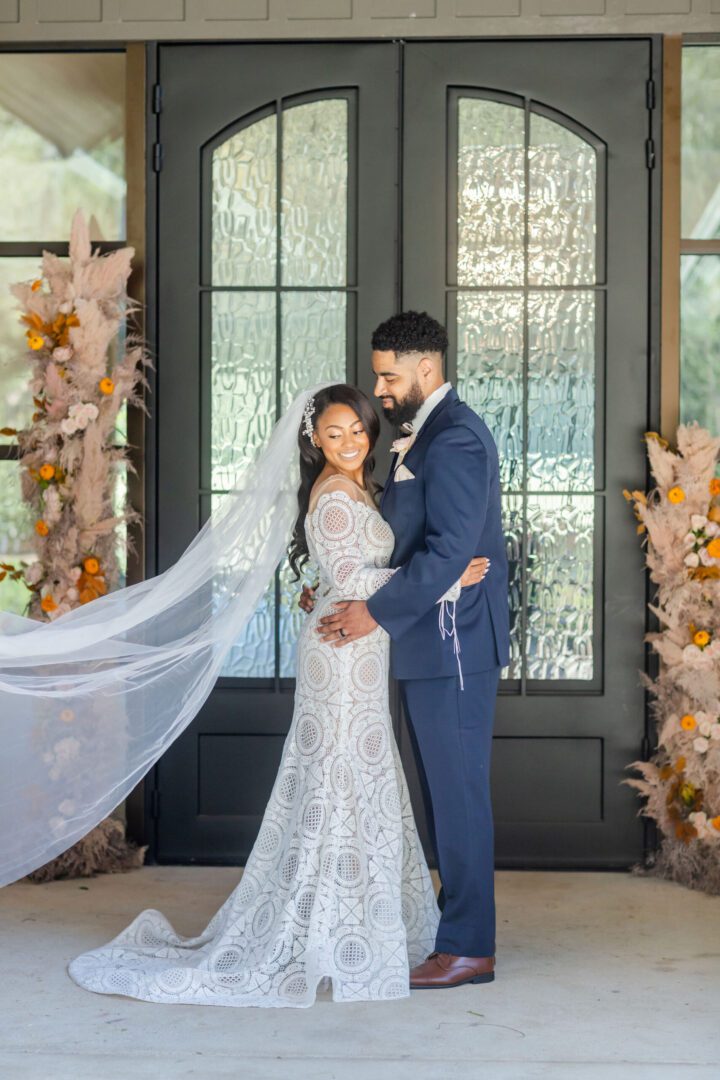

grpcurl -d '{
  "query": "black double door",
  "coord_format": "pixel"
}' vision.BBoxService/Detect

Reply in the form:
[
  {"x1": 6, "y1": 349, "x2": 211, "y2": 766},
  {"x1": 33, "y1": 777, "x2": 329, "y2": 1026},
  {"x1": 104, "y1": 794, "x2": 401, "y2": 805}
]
[{"x1": 149, "y1": 39, "x2": 659, "y2": 867}]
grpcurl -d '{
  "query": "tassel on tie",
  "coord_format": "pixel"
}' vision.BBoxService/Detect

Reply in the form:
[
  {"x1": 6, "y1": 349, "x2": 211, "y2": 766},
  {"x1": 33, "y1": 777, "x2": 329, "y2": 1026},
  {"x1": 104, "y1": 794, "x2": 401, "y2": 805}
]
[{"x1": 438, "y1": 599, "x2": 464, "y2": 691}]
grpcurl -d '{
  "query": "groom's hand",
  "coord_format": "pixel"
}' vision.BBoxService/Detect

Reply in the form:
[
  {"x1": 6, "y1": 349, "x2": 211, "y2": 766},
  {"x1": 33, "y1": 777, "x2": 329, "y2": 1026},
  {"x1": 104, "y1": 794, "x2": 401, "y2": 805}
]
[{"x1": 317, "y1": 600, "x2": 378, "y2": 646}]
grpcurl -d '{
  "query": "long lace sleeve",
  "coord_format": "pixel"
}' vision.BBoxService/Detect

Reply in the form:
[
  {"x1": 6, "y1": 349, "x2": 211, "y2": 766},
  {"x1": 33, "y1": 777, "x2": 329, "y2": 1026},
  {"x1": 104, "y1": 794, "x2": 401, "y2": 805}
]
[{"x1": 309, "y1": 485, "x2": 397, "y2": 601}]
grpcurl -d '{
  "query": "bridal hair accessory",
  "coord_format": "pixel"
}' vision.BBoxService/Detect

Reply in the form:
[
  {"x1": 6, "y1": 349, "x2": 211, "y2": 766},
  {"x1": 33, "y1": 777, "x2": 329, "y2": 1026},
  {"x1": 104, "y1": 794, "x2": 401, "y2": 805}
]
[
  {"x1": 302, "y1": 395, "x2": 316, "y2": 440},
  {"x1": 0, "y1": 380, "x2": 336, "y2": 886}
]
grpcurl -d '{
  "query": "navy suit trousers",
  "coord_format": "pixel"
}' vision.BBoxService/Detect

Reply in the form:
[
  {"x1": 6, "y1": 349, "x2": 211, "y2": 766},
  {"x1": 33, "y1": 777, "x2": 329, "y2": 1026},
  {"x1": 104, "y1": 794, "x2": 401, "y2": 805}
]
[{"x1": 400, "y1": 667, "x2": 500, "y2": 958}]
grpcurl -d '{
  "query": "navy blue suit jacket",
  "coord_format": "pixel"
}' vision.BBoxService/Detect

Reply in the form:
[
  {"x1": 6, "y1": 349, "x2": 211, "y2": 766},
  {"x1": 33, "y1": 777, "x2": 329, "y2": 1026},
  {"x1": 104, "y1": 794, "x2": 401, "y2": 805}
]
[{"x1": 366, "y1": 388, "x2": 510, "y2": 680}]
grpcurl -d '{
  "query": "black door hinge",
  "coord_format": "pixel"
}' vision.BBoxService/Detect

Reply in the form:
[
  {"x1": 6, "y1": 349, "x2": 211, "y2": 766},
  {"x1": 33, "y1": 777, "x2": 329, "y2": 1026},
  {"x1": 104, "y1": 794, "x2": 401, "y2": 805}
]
[
  {"x1": 152, "y1": 83, "x2": 162, "y2": 114},
  {"x1": 150, "y1": 789, "x2": 161, "y2": 819},
  {"x1": 641, "y1": 734, "x2": 650, "y2": 760},
  {"x1": 645, "y1": 138, "x2": 656, "y2": 170},
  {"x1": 646, "y1": 78, "x2": 656, "y2": 110},
  {"x1": 153, "y1": 142, "x2": 163, "y2": 173}
]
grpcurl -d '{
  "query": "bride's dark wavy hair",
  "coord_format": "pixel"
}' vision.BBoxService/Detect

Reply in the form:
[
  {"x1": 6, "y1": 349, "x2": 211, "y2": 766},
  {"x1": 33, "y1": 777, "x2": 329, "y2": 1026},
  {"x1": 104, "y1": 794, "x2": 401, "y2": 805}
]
[{"x1": 287, "y1": 384, "x2": 380, "y2": 581}]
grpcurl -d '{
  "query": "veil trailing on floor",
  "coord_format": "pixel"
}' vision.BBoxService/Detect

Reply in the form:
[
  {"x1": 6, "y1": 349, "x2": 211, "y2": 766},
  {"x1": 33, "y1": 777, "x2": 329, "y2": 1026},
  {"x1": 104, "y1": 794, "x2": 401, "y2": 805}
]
[{"x1": 0, "y1": 383, "x2": 333, "y2": 886}]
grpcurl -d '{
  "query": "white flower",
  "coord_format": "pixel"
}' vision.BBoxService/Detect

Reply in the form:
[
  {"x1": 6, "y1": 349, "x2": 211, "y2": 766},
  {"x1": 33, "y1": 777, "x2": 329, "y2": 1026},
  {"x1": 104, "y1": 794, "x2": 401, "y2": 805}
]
[
  {"x1": 691, "y1": 514, "x2": 708, "y2": 530},
  {"x1": 691, "y1": 811, "x2": 708, "y2": 827},
  {"x1": 66, "y1": 587, "x2": 78, "y2": 602},
  {"x1": 60, "y1": 418, "x2": 78, "y2": 435},
  {"x1": 683, "y1": 643, "x2": 704, "y2": 663},
  {"x1": 53, "y1": 736, "x2": 80, "y2": 762},
  {"x1": 699, "y1": 719, "x2": 713, "y2": 737},
  {"x1": 698, "y1": 546, "x2": 714, "y2": 566},
  {"x1": 683, "y1": 531, "x2": 697, "y2": 545},
  {"x1": 58, "y1": 799, "x2": 75, "y2": 816},
  {"x1": 693, "y1": 736, "x2": 710, "y2": 754},
  {"x1": 684, "y1": 552, "x2": 700, "y2": 567},
  {"x1": 69, "y1": 566, "x2": 82, "y2": 581},
  {"x1": 58, "y1": 301, "x2": 73, "y2": 314},
  {"x1": 52, "y1": 346, "x2": 73, "y2": 362},
  {"x1": 24, "y1": 562, "x2": 43, "y2": 586},
  {"x1": 706, "y1": 521, "x2": 720, "y2": 537}
]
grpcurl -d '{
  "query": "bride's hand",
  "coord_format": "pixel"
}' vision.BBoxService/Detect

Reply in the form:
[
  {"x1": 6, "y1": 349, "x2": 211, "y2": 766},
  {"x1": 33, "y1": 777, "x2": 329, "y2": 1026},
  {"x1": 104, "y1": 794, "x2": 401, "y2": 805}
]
[
  {"x1": 461, "y1": 556, "x2": 490, "y2": 587},
  {"x1": 299, "y1": 584, "x2": 317, "y2": 613}
]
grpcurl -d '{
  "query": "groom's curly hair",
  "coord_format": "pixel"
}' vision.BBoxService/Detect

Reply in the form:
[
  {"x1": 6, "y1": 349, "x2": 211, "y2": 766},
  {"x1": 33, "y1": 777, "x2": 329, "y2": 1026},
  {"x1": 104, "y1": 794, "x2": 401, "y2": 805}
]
[{"x1": 371, "y1": 309, "x2": 448, "y2": 359}]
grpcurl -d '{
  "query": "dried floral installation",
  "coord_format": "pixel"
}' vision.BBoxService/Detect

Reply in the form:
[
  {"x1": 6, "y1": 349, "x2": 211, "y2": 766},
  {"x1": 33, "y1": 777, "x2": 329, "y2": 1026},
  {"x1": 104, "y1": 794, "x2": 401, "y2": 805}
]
[
  {"x1": 624, "y1": 425, "x2": 720, "y2": 895},
  {"x1": 1, "y1": 211, "x2": 150, "y2": 880}
]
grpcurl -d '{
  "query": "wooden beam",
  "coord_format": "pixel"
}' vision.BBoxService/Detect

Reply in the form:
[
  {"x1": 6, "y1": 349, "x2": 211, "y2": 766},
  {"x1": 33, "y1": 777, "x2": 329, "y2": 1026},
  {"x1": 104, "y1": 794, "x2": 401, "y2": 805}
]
[{"x1": 661, "y1": 34, "x2": 682, "y2": 442}]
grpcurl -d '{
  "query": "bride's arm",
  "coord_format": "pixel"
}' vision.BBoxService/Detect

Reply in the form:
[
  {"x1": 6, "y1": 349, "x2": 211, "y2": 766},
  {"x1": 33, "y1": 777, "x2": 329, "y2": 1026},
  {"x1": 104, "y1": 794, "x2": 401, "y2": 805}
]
[{"x1": 310, "y1": 488, "x2": 398, "y2": 601}]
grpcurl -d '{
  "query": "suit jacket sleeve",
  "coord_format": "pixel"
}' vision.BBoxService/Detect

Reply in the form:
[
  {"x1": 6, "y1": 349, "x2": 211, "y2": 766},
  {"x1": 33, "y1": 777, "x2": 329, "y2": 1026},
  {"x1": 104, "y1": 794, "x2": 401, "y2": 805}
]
[{"x1": 366, "y1": 424, "x2": 489, "y2": 639}]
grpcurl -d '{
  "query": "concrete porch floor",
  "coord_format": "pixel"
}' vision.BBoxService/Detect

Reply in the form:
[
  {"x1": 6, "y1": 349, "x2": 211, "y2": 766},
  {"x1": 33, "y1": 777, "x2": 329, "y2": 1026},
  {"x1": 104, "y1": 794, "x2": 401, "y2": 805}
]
[{"x1": 0, "y1": 867, "x2": 717, "y2": 1080}]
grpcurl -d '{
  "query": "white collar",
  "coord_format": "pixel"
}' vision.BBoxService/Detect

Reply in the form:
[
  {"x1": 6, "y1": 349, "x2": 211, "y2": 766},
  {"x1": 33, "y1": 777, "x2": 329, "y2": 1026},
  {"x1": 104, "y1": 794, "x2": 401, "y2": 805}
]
[{"x1": 404, "y1": 381, "x2": 452, "y2": 435}]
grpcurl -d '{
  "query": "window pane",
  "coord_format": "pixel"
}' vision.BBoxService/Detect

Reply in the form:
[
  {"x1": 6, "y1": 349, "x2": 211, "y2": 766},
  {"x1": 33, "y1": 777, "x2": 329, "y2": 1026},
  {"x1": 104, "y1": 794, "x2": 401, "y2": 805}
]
[
  {"x1": 526, "y1": 495, "x2": 594, "y2": 681},
  {"x1": 501, "y1": 492, "x2": 523, "y2": 681},
  {"x1": 212, "y1": 113, "x2": 277, "y2": 287},
  {"x1": 0, "y1": 53, "x2": 125, "y2": 241},
  {"x1": 457, "y1": 290, "x2": 524, "y2": 491},
  {"x1": 682, "y1": 46, "x2": 720, "y2": 240},
  {"x1": 527, "y1": 291, "x2": 595, "y2": 492},
  {"x1": 680, "y1": 255, "x2": 720, "y2": 434},
  {"x1": 528, "y1": 113, "x2": 597, "y2": 286},
  {"x1": 282, "y1": 99, "x2": 348, "y2": 287},
  {"x1": 210, "y1": 291, "x2": 277, "y2": 492},
  {"x1": 0, "y1": 257, "x2": 41, "y2": 432},
  {"x1": 0, "y1": 460, "x2": 34, "y2": 616},
  {"x1": 457, "y1": 97, "x2": 525, "y2": 286}
]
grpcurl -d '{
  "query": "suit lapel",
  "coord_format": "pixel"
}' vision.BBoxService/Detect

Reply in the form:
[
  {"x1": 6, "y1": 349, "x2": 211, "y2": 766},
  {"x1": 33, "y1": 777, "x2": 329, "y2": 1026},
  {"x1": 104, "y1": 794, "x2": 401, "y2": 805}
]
[{"x1": 381, "y1": 454, "x2": 398, "y2": 512}]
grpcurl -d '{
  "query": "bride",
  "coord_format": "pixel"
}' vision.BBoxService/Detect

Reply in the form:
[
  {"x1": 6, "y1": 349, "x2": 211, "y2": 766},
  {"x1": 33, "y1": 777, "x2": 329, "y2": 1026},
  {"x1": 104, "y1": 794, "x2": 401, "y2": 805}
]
[{"x1": 0, "y1": 382, "x2": 485, "y2": 1007}]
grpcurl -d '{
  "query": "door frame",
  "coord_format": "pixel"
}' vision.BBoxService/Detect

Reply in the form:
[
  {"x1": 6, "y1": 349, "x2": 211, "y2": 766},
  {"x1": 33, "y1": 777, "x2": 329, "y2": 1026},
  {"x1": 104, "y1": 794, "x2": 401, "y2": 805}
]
[{"x1": 129, "y1": 36, "x2": 662, "y2": 868}]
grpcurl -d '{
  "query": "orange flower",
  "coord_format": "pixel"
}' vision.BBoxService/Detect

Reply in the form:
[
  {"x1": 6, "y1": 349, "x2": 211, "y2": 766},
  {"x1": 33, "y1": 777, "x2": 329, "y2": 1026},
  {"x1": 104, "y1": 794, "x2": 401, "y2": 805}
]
[
  {"x1": 674, "y1": 756, "x2": 686, "y2": 773},
  {"x1": 31, "y1": 279, "x2": 42, "y2": 292},
  {"x1": 39, "y1": 463, "x2": 55, "y2": 481},
  {"x1": 40, "y1": 594, "x2": 57, "y2": 613},
  {"x1": 693, "y1": 629, "x2": 711, "y2": 648},
  {"x1": 711, "y1": 816, "x2": 720, "y2": 832},
  {"x1": 710, "y1": 477, "x2": 720, "y2": 496},
  {"x1": 34, "y1": 520, "x2": 49, "y2": 537},
  {"x1": 708, "y1": 506, "x2": 720, "y2": 524},
  {"x1": 706, "y1": 537, "x2": 720, "y2": 559},
  {"x1": 83, "y1": 556, "x2": 100, "y2": 575},
  {"x1": 680, "y1": 714, "x2": 697, "y2": 731},
  {"x1": 99, "y1": 377, "x2": 115, "y2": 395},
  {"x1": 79, "y1": 587, "x2": 96, "y2": 605},
  {"x1": 667, "y1": 486, "x2": 685, "y2": 504},
  {"x1": 27, "y1": 332, "x2": 44, "y2": 351}
]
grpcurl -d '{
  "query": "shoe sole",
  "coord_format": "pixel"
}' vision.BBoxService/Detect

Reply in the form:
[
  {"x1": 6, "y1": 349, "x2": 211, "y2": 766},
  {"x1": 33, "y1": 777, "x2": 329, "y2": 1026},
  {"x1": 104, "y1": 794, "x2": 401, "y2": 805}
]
[{"x1": 410, "y1": 971, "x2": 495, "y2": 989}]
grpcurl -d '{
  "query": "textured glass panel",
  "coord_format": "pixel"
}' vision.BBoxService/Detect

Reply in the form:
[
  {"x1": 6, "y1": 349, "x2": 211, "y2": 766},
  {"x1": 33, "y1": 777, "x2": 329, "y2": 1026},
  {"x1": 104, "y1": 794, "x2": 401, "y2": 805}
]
[
  {"x1": 525, "y1": 495, "x2": 594, "y2": 680},
  {"x1": 212, "y1": 113, "x2": 277, "y2": 287},
  {"x1": 457, "y1": 97, "x2": 525, "y2": 286},
  {"x1": 210, "y1": 493, "x2": 276, "y2": 680},
  {"x1": 0, "y1": 461, "x2": 34, "y2": 616},
  {"x1": 682, "y1": 46, "x2": 720, "y2": 239},
  {"x1": 278, "y1": 290, "x2": 346, "y2": 676},
  {"x1": 0, "y1": 258, "x2": 40, "y2": 433},
  {"x1": 528, "y1": 113, "x2": 596, "y2": 286},
  {"x1": 280, "y1": 291, "x2": 346, "y2": 410},
  {"x1": 527, "y1": 291, "x2": 595, "y2": 492},
  {"x1": 282, "y1": 100, "x2": 348, "y2": 287},
  {"x1": 501, "y1": 493, "x2": 523, "y2": 681},
  {"x1": 457, "y1": 290, "x2": 524, "y2": 491},
  {"x1": 0, "y1": 53, "x2": 125, "y2": 241},
  {"x1": 680, "y1": 255, "x2": 720, "y2": 434},
  {"x1": 210, "y1": 291, "x2": 277, "y2": 491}
]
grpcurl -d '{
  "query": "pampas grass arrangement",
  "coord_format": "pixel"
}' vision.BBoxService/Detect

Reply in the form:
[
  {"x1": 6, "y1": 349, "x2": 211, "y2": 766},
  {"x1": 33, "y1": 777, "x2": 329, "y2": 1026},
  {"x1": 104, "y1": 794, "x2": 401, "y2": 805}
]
[
  {"x1": 624, "y1": 425, "x2": 720, "y2": 895},
  {"x1": 2, "y1": 210, "x2": 150, "y2": 881}
]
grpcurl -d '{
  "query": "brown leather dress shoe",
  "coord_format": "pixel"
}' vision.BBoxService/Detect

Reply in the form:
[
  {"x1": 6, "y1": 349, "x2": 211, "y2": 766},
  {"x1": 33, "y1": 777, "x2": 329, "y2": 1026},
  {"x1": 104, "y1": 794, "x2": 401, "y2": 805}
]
[{"x1": 409, "y1": 952, "x2": 495, "y2": 989}]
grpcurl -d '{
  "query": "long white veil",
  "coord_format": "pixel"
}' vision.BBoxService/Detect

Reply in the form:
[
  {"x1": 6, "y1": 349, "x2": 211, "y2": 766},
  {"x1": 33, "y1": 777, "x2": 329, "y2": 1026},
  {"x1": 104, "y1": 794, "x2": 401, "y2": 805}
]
[{"x1": 0, "y1": 382, "x2": 333, "y2": 886}]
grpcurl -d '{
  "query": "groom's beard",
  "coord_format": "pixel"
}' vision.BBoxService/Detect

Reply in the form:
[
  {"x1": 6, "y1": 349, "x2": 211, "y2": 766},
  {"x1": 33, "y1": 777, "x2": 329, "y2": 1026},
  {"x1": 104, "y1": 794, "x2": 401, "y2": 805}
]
[{"x1": 381, "y1": 381, "x2": 425, "y2": 428}]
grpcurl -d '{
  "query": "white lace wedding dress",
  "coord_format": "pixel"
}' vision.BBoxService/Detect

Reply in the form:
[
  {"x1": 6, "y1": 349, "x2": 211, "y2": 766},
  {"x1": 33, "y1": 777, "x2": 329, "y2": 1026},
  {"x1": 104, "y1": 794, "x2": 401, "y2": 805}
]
[{"x1": 68, "y1": 474, "x2": 440, "y2": 1007}]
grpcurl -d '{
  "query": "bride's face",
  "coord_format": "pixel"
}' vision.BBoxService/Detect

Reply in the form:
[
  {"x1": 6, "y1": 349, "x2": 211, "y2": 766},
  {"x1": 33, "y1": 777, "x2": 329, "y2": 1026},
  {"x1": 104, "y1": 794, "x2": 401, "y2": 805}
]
[{"x1": 313, "y1": 403, "x2": 370, "y2": 475}]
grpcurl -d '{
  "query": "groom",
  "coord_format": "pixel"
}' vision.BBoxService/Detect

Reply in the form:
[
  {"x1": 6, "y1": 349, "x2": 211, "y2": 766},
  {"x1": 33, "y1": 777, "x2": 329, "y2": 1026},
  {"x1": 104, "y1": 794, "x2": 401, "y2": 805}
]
[{"x1": 317, "y1": 309, "x2": 510, "y2": 989}]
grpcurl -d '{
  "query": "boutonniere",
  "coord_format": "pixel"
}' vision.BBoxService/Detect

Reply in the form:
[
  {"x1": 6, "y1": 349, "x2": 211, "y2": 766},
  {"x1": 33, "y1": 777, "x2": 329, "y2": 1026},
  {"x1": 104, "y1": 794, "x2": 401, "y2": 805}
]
[{"x1": 390, "y1": 434, "x2": 415, "y2": 455}]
